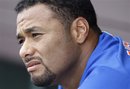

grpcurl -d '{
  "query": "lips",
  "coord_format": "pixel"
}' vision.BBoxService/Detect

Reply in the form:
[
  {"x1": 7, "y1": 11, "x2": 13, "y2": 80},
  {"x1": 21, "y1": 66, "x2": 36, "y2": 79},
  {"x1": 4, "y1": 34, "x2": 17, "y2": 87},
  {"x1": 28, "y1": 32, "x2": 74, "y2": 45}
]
[{"x1": 25, "y1": 60, "x2": 41, "y2": 72}]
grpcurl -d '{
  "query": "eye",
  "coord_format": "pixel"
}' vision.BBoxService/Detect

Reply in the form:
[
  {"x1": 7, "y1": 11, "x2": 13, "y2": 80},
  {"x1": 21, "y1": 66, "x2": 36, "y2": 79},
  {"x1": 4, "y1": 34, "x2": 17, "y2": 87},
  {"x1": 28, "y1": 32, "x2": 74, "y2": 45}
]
[
  {"x1": 32, "y1": 33, "x2": 43, "y2": 38},
  {"x1": 18, "y1": 38, "x2": 25, "y2": 45}
]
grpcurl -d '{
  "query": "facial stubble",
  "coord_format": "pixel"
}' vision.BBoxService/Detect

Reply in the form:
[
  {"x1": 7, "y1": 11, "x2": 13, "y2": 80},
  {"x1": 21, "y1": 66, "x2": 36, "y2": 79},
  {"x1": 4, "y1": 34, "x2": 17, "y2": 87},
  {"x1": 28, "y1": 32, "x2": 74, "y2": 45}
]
[{"x1": 29, "y1": 57, "x2": 56, "y2": 87}]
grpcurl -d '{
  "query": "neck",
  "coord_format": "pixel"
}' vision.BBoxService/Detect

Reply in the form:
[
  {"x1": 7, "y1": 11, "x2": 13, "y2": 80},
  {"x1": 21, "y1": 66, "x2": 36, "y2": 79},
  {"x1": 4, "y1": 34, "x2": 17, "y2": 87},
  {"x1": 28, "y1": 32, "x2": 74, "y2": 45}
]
[{"x1": 59, "y1": 30, "x2": 100, "y2": 89}]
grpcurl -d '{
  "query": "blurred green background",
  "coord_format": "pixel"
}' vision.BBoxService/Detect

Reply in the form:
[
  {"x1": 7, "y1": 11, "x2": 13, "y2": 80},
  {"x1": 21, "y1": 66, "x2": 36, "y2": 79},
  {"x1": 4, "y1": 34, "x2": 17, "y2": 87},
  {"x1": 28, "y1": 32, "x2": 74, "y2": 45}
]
[{"x1": 0, "y1": 56, "x2": 57, "y2": 89}]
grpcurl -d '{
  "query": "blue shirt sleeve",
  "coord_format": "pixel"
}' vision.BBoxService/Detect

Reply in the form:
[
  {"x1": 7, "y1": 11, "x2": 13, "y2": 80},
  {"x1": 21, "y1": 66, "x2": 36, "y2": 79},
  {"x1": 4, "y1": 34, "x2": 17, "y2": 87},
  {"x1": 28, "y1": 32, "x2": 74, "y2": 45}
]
[{"x1": 79, "y1": 66, "x2": 130, "y2": 89}]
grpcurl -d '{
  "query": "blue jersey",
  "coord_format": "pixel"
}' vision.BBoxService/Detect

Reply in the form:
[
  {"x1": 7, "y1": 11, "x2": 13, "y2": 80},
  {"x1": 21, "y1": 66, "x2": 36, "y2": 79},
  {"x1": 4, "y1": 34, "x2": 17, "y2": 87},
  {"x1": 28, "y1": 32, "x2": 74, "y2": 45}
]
[{"x1": 58, "y1": 32, "x2": 130, "y2": 89}]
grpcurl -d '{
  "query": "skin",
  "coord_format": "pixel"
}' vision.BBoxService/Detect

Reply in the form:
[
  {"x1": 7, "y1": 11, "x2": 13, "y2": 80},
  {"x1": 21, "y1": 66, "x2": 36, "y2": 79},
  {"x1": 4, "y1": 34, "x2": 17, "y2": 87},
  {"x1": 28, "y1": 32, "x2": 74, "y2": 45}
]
[{"x1": 16, "y1": 3, "x2": 99, "y2": 89}]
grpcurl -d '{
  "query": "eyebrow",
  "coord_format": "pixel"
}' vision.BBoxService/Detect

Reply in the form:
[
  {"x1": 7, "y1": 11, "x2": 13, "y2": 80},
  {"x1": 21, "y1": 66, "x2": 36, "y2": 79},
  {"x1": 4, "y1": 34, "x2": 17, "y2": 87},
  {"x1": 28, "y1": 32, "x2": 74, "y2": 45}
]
[
  {"x1": 16, "y1": 33, "x2": 23, "y2": 40},
  {"x1": 25, "y1": 26, "x2": 39, "y2": 33}
]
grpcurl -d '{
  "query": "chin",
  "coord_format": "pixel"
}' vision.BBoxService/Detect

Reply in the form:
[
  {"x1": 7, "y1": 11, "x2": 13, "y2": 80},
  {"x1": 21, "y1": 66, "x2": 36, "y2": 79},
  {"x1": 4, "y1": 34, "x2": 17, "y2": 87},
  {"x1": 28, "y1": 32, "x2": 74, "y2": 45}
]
[{"x1": 30, "y1": 69, "x2": 56, "y2": 87}]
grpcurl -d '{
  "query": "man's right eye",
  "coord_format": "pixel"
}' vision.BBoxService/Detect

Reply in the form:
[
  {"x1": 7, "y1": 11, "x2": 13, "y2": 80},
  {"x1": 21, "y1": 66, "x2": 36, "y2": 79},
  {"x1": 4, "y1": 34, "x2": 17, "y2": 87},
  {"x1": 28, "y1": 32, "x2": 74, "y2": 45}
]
[{"x1": 18, "y1": 39, "x2": 25, "y2": 45}]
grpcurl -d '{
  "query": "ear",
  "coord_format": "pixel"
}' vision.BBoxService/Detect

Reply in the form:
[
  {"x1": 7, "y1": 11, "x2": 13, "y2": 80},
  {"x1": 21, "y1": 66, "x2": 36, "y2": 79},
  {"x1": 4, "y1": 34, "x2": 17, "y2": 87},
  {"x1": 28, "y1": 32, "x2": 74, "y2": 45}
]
[{"x1": 70, "y1": 17, "x2": 89, "y2": 44}]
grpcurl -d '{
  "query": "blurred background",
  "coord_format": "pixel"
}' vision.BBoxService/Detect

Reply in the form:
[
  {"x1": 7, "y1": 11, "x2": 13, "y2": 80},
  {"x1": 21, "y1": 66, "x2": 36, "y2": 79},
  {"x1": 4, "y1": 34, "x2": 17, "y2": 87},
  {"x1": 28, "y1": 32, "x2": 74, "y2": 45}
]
[{"x1": 0, "y1": 0, "x2": 129, "y2": 89}]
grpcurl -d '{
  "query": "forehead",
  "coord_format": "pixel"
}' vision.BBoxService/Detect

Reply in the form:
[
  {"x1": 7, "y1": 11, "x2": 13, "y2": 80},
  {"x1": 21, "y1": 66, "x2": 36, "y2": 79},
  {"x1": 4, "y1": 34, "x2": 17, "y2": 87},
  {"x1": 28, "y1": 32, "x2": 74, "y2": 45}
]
[{"x1": 17, "y1": 3, "x2": 55, "y2": 24}]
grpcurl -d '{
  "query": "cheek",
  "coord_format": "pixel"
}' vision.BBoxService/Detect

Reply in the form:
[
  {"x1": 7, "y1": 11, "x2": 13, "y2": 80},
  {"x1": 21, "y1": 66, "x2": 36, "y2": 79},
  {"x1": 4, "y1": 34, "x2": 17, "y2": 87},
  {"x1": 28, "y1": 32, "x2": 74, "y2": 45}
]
[
  {"x1": 35, "y1": 32, "x2": 78, "y2": 75},
  {"x1": 47, "y1": 43, "x2": 76, "y2": 74},
  {"x1": 36, "y1": 38, "x2": 66, "y2": 70}
]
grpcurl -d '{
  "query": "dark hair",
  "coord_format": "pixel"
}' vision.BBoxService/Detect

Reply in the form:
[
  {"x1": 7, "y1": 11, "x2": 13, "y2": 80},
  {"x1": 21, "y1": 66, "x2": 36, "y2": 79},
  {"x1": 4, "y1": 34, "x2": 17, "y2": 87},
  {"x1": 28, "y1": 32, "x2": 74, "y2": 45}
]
[{"x1": 15, "y1": 0, "x2": 101, "y2": 34}]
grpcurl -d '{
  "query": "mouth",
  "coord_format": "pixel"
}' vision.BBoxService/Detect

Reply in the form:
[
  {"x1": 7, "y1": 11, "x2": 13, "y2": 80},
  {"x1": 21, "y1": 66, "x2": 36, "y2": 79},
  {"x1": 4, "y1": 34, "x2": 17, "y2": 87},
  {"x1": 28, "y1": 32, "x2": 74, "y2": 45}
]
[{"x1": 25, "y1": 60, "x2": 41, "y2": 72}]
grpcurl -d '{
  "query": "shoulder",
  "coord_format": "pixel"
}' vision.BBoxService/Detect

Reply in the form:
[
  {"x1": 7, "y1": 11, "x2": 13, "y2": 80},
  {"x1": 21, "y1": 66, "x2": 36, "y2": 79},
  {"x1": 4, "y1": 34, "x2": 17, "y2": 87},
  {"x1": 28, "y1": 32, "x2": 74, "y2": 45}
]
[
  {"x1": 79, "y1": 66, "x2": 130, "y2": 89},
  {"x1": 79, "y1": 32, "x2": 130, "y2": 89}
]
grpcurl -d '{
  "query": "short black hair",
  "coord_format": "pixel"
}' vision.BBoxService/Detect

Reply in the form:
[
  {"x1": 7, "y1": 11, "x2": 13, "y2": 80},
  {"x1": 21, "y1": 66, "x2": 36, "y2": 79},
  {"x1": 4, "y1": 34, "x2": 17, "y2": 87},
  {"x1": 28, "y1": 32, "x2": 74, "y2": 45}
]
[{"x1": 15, "y1": 0, "x2": 101, "y2": 34}]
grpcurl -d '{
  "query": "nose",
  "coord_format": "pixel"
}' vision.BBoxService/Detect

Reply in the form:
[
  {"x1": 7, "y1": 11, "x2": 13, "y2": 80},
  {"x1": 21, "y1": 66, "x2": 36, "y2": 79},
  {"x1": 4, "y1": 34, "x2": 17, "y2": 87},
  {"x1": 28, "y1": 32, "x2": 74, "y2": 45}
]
[{"x1": 19, "y1": 42, "x2": 35, "y2": 59}]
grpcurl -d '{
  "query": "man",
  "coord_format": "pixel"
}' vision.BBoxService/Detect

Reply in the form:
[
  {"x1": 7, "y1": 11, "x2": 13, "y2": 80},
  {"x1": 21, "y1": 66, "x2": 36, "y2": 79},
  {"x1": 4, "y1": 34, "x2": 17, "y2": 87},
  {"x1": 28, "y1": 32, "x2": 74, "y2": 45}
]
[{"x1": 15, "y1": 0, "x2": 130, "y2": 89}]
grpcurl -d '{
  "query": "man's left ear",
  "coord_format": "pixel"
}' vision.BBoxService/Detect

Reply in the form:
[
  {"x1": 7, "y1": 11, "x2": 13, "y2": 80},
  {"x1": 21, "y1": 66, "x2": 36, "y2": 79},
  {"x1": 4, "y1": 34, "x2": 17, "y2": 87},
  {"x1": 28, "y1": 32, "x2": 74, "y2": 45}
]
[{"x1": 70, "y1": 17, "x2": 89, "y2": 44}]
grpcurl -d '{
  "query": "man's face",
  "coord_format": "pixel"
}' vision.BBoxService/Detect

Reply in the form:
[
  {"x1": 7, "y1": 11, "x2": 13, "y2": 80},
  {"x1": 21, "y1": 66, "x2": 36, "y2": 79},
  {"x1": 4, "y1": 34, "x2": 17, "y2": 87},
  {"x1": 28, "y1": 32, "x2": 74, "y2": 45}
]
[{"x1": 16, "y1": 4, "x2": 79, "y2": 86}]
